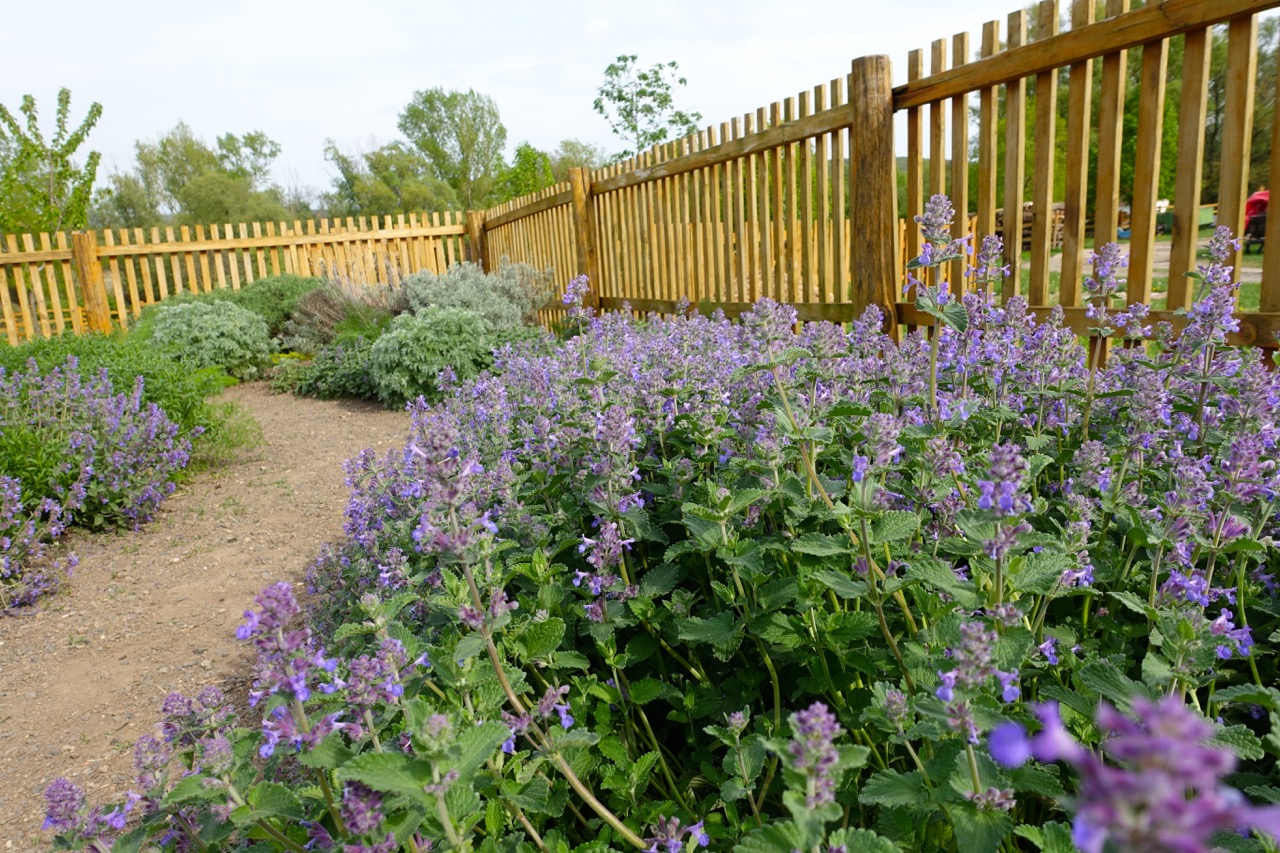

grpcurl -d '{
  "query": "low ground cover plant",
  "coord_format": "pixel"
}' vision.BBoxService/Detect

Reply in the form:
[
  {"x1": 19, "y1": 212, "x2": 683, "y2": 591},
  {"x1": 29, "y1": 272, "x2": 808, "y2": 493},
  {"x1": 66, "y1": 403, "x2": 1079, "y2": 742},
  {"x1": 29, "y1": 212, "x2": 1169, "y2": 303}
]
[{"x1": 49, "y1": 200, "x2": 1280, "y2": 852}]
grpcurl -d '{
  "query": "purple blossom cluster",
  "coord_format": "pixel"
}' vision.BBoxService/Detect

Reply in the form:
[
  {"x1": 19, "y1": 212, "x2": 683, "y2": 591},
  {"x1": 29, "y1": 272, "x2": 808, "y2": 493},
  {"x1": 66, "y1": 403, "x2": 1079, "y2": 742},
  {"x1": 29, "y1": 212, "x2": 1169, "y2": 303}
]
[
  {"x1": 0, "y1": 358, "x2": 191, "y2": 610},
  {"x1": 788, "y1": 702, "x2": 844, "y2": 808},
  {"x1": 991, "y1": 697, "x2": 1280, "y2": 853}
]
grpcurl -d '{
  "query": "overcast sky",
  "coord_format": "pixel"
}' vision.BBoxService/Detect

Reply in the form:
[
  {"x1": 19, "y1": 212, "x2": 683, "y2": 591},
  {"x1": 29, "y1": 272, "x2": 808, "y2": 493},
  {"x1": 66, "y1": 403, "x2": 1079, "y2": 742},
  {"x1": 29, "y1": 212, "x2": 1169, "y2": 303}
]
[{"x1": 7, "y1": 0, "x2": 1072, "y2": 196}]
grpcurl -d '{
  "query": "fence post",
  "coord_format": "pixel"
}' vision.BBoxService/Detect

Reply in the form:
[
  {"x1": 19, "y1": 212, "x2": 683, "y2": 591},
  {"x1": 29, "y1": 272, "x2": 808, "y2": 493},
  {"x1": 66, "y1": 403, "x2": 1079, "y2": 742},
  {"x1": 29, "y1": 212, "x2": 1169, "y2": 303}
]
[
  {"x1": 848, "y1": 55, "x2": 900, "y2": 340},
  {"x1": 466, "y1": 212, "x2": 489, "y2": 272},
  {"x1": 71, "y1": 230, "x2": 113, "y2": 334},
  {"x1": 568, "y1": 167, "x2": 601, "y2": 311}
]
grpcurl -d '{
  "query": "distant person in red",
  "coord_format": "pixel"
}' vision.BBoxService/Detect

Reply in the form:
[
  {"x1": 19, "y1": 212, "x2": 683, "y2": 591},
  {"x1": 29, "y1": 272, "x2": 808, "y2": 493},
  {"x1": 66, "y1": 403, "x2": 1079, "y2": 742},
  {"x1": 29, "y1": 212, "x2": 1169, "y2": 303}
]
[{"x1": 1246, "y1": 188, "x2": 1269, "y2": 229}]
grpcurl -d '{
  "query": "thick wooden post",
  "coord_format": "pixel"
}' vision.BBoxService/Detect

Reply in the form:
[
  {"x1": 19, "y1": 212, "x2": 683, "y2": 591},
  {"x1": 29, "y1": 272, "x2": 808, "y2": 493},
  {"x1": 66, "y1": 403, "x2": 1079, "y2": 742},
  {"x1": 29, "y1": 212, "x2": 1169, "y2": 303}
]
[
  {"x1": 568, "y1": 167, "x2": 601, "y2": 311},
  {"x1": 71, "y1": 230, "x2": 112, "y2": 334},
  {"x1": 848, "y1": 55, "x2": 900, "y2": 340},
  {"x1": 465, "y1": 211, "x2": 488, "y2": 272}
]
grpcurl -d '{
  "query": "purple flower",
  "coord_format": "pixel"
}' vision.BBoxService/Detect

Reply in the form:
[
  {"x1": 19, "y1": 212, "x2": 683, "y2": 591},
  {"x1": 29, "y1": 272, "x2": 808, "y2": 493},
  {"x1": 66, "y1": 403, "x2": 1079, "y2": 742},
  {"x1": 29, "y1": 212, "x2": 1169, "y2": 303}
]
[
  {"x1": 43, "y1": 778, "x2": 86, "y2": 833},
  {"x1": 788, "y1": 702, "x2": 844, "y2": 808}
]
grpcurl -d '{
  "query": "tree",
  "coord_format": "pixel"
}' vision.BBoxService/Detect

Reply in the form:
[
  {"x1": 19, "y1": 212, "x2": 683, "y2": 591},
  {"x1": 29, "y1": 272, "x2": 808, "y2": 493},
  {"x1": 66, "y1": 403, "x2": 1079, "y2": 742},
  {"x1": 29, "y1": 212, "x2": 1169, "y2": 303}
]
[
  {"x1": 0, "y1": 88, "x2": 103, "y2": 237},
  {"x1": 93, "y1": 123, "x2": 293, "y2": 228},
  {"x1": 323, "y1": 140, "x2": 459, "y2": 218},
  {"x1": 398, "y1": 88, "x2": 507, "y2": 209},
  {"x1": 593, "y1": 56, "x2": 703, "y2": 160},
  {"x1": 494, "y1": 142, "x2": 555, "y2": 202},
  {"x1": 549, "y1": 138, "x2": 608, "y2": 183}
]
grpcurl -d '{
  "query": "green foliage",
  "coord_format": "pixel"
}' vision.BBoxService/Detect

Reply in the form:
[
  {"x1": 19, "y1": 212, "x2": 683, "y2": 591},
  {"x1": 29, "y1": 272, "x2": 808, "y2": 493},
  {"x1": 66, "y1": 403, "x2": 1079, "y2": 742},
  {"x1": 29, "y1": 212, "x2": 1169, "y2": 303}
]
[
  {"x1": 495, "y1": 142, "x2": 555, "y2": 202},
  {"x1": 403, "y1": 261, "x2": 554, "y2": 332},
  {"x1": 92, "y1": 122, "x2": 293, "y2": 229},
  {"x1": 398, "y1": 88, "x2": 508, "y2": 209},
  {"x1": 0, "y1": 331, "x2": 221, "y2": 441},
  {"x1": 549, "y1": 138, "x2": 609, "y2": 183},
  {"x1": 594, "y1": 55, "x2": 703, "y2": 160},
  {"x1": 323, "y1": 140, "x2": 460, "y2": 218},
  {"x1": 281, "y1": 279, "x2": 404, "y2": 352},
  {"x1": 229, "y1": 275, "x2": 325, "y2": 338},
  {"x1": 368, "y1": 308, "x2": 492, "y2": 407},
  {"x1": 273, "y1": 338, "x2": 379, "y2": 402},
  {"x1": 0, "y1": 88, "x2": 102, "y2": 236},
  {"x1": 149, "y1": 301, "x2": 274, "y2": 380}
]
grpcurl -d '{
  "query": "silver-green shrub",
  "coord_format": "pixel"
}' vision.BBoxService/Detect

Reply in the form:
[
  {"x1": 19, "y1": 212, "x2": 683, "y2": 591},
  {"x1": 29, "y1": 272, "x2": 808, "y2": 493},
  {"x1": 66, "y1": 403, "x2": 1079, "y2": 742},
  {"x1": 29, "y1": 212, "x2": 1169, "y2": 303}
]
[
  {"x1": 150, "y1": 301, "x2": 274, "y2": 380},
  {"x1": 367, "y1": 307, "x2": 492, "y2": 407},
  {"x1": 402, "y1": 261, "x2": 553, "y2": 332}
]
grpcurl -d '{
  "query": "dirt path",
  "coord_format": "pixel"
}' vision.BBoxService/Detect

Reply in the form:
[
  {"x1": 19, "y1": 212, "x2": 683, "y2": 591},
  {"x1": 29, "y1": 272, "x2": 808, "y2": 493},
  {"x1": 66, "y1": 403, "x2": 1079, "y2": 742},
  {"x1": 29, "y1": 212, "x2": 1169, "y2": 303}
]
[{"x1": 0, "y1": 383, "x2": 409, "y2": 847}]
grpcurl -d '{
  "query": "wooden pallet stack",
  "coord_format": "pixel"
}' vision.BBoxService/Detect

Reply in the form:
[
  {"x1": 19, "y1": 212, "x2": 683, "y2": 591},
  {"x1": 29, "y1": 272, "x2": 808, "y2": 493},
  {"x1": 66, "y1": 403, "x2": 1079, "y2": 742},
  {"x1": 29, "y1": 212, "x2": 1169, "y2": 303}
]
[{"x1": 994, "y1": 202, "x2": 1065, "y2": 251}]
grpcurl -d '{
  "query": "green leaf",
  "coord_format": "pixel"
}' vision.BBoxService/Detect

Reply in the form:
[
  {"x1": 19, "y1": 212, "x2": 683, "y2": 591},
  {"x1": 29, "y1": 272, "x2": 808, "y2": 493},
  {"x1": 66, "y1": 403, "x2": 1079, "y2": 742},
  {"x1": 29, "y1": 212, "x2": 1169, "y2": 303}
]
[
  {"x1": 514, "y1": 618, "x2": 565, "y2": 662},
  {"x1": 1213, "y1": 685, "x2": 1280, "y2": 710},
  {"x1": 732, "y1": 821, "x2": 809, "y2": 852},
  {"x1": 1109, "y1": 590, "x2": 1155, "y2": 618},
  {"x1": 626, "y1": 677, "x2": 675, "y2": 705},
  {"x1": 453, "y1": 721, "x2": 512, "y2": 778},
  {"x1": 949, "y1": 801, "x2": 1013, "y2": 853},
  {"x1": 1215, "y1": 724, "x2": 1265, "y2": 761},
  {"x1": 454, "y1": 632, "x2": 487, "y2": 661},
  {"x1": 332, "y1": 621, "x2": 377, "y2": 643},
  {"x1": 792, "y1": 532, "x2": 852, "y2": 557},
  {"x1": 1078, "y1": 659, "x2": 1153, "y2": 708},
  {"x1": 338, "y1": 751, "x2": 433, "y2": 806},
  {"x1": 1015, "y1": 822, "x2": 1076, "y2": 853},
  {"x1": 550, "y1": 650, "x2": 591, "y2": 670},
  {"x1": 502, "y1": 777, "x2": 553, "y2": 814},
  {"x1": 162, "y1": 774, "x2": 225, "y2": 806},
  {"x1": 871, "y1": 510, "x2": 920, "y2": 544},
  {"x1": 678, "y1": 611, "x2": 740, "y2": 646},
  {"x1": 1010, "y1": 550, "x2": 1069, "y2": 595},
  {"x1": 811, "y1": 569, "x2": 868, "y2": 599},
  {"x1": 246, "y1": 781, "x2": 306, "y2": 821},
  {"x1": 825, "y1": 828, "x2": 898, "y2": 853},
  {"x1": 639, "y1": 563, "x2": 680, "y2": 596},
  {"x1": 298, "y1": 734, "x2": 355, "y2": 770},
  {"x1": 939, "y1": 299, "x2": 970, "y2": 333},
  {"x1": 906, "y1": 557, "x2": 977, "y2": 607},
  {"x1": 859, "y1": 769, "x2": 933, "y2": 814}
]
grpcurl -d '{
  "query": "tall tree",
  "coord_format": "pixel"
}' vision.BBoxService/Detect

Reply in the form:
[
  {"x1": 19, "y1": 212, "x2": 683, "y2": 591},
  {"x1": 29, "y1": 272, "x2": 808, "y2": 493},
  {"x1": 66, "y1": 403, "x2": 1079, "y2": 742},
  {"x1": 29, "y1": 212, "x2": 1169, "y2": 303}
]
[
  {"x1": 94, "y1": 123, "x2": 292, "y2": 228},
  {"x1": 549, "y1": 138, "x2": 608, "y2": 182},
  {"x1": 0, "y1": 88, "x2": 102, "y2": 237},
  {"x1": 398, "y1": 88, "x2": 507, "y2": 209},
  {"x1": 593, "y1": 56, "x2": 703, "y2": 160},
  {"x1": 323, "y1": 140, "x2": 459, "y2": 217},
  {"x1": 494, "y1": 142, "x2": 555, "y2": 202}
]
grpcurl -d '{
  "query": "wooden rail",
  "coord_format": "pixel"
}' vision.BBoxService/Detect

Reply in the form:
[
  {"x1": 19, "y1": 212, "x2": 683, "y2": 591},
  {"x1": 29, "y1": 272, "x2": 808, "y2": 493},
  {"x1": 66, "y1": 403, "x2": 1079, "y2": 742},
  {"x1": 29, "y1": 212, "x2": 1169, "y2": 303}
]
[
  {"x1": 6, "y1": 0, "x2": 1280, "y2": 353},
  {"x1": 475, "y1": 0, "x2": 1280, "y2": 354},
  {"x1": 0, "y1": 212, "x2": 471, "y2": 345}
]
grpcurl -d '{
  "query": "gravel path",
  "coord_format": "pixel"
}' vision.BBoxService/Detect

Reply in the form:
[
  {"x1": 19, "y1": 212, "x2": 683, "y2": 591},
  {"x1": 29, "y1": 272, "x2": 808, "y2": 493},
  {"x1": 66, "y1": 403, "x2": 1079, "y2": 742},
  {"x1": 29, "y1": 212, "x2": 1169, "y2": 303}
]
[{"x1": 0, "y1": 383, "x2": 409, "y2": 847}]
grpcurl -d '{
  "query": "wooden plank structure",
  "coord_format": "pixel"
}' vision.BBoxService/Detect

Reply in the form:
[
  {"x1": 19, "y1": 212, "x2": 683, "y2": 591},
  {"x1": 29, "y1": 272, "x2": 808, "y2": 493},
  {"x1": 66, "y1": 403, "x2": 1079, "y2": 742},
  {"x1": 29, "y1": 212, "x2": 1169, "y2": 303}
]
[
  {"x1": 472, "y1": 0, "x2": 1280, "y2": 351},
  {"x1": 4, "y1": 0, "x2": 1280, "y2": 354},
  {"x1": 0, "y1": 213, "x2": 469, "y2": 344}
]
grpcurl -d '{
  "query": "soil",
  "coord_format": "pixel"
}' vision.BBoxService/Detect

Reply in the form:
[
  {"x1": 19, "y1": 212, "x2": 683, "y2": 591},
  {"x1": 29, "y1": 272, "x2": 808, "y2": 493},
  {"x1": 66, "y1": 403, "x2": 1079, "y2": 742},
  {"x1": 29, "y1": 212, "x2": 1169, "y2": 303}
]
[{"x1": 0, "y1": 383, "x2": 410, "y2": 848}]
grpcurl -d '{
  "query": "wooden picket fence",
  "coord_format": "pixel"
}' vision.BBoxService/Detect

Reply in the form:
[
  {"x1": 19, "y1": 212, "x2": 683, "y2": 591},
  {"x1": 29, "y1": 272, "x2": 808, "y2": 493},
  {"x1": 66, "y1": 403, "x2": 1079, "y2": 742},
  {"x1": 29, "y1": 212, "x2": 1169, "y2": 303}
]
[
  {"x1": 473, "y1": 0, "x2": 1280, "y2": 351},
  {"x1": 0, "y1": 213, "x2": 470, "y2": 345},
  {"x1": 3, "y1": 0, "x2": 1279, "y2": 351}
]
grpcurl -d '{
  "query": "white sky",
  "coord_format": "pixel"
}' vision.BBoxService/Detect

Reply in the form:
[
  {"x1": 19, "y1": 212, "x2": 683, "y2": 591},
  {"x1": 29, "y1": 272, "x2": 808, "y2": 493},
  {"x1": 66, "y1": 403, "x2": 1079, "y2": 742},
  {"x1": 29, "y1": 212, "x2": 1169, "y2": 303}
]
[{"x1": 5, "y1": 0, "x2": 1053, "y2": 196}]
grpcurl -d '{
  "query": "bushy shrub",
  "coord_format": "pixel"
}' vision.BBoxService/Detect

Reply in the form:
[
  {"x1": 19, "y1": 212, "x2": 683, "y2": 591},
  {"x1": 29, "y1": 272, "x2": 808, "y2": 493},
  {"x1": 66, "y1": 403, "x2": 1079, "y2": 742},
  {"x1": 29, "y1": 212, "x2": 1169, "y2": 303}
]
[
  {"x1": 272, "y1": 338, "x2": 380, "y2": 402},
  {"x1": 150, "y1": 301, "x2": 274, "y2": 380},
  {"x1": 0, "y1": 332, "x2": 223, "y2": 441},
  {"x1": 0, "y1": 358, "x2": 191, "y2": 609},
  {"x1": 282, "y1": 278, "x2": 405, "y2": 352},
  {"x1": 229, "y1": 275, "x2": 325, "y2": 338},
  {"x1": 48, "y1": 215, "x2": 1280, "y2": 853},
  {"x1": 403, "y1": 261, "x2": 554, "y2": 331},
  {"x1": 368, "y1": 308, "x2": 492, "y2": 407}
]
